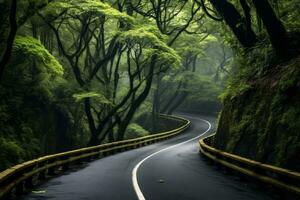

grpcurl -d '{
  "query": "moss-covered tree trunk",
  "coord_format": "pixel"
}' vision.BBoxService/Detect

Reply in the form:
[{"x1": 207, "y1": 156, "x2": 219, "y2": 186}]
[
  {"x1": 251, "y1": 0, "x2": 288, "y2": 58},
  {"x1": 0, "y1": 0, "x2": 17, "y2": 82},
  {"x1": 209, "y1": 0, "x2": 257, "y2": 48}
]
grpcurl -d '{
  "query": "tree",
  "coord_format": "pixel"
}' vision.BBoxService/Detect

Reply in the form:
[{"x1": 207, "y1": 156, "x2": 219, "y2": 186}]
[
  {"x1": 201, "y1": 0, "x2": 290, "y2": 58},
  {"x1": 160, "y1": 35, "x2": 207, "y2": 114},
  {"x1": 38, "y1": 1, "x2": 180, "y2": 145},
  {"x1": 0, "y1": 0, "x2": 54, "y2": 82},
  {"x1": 251, "y1": 0, "x2": 288, "y2": 58},
  {"x1": 0, "y1": 0, "x2": 17, "y2": 82},
  {"x1": 126, "y1": 0, "x2": 204, "y2": 130},
  {"x1": 202, "y1": 0, "x2": 257, "y2": 48}
]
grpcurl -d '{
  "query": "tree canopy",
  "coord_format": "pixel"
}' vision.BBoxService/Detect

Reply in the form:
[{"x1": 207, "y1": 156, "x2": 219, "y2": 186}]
[{"x1": 0, "y1": 0, "x2": 299, "y2": 171}]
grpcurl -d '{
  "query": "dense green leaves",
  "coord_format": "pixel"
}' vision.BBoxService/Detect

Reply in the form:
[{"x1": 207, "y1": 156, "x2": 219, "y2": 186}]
[
  {"x1": 13, "y1": 36, "x2": 63, "y2": 76},
  {"x1": 0, "y1": 0, "x2": 298, "y2": 172},
  {"x1": 0, "y1": 0, "x2": 228, "y2": 170},
  {"x1": 10, "y1": 36, "x2": 64, "y2": 101},
  {"x1": 119, "y1": 26, "x2": 181, "y2": 68},
  {"x1": 73, "y1": 92, "x2": 113, "y2": 105},
  {"x1": 43, "y1": 0, "x2": 132, "y2": 20},
  {"x1": 124, "y1": 123, "x2": 148, "y2": 139}
]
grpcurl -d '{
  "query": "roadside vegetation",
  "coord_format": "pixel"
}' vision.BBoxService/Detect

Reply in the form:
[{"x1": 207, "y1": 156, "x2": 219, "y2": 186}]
[
  {"x1": 0, "y1": 0, "x2": 299, "y2": 171},
  {"x1": 0, "y1": 0, "x2": 227, "y2": 170}
]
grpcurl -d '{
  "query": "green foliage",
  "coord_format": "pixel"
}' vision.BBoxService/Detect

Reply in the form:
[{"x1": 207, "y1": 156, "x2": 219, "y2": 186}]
[
  {"x1": 119, "y1": 25, "x2": 168, "y2": 43},
  {"x1": 174, "y1": 34, "x2": 217, "y2": 58},
  {"x1": 73, "y1": 91, "x2": 113, "y2": 105},
  {"x1": 124, "y1": 123, "x2": 148, "y2": 139},
  {"x1": 10, "y1": 36, "x2": 64, "y2": 102},
  {"x1": 0, "y1": 35, "x2": 72, "y2": 170},
  {"x1": 178, "y1": 73, "x2": 223, "y2": 114},
  {"x1": 218, "y1": 42, "x2": 274, "y2": 103},
  {"x1": 0, "y1": 138, "x2": 24, "y2": 171},
  {"x1": 215, "y1": 55, "x2": 300, "y2": 171},
  {"x1": 185, "y1": 74, "x2": 221, "y2": 100},
  {"x1": 277, "y1": 0, "x2": 300, "y2": 32},
  {"x1": 43, "y1": 0, "x2": 133, "y2": 22},
  {"x1": 14, "y1": 36, "x2": 63, "y2": 76},
  {"x1": 1, "y1": 0, "x2": 297, "y2": 173},
  {"x1": 119, "y1": 26, "x2": 181, "y2": 68},
  {"x1": 220, "y1": 81, "x2": 252, "y2": 102},
  {"x1": 280, "y1": 108, "x2": 300, "y2": 131}
]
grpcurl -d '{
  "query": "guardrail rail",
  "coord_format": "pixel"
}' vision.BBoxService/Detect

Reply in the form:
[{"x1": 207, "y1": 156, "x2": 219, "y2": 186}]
[
  {"x1": 199, "y1": 134, "x2": 300, "y2": 196},
  {"x1": 0, "y1": 115, "x2": 190, "y2": 199}
]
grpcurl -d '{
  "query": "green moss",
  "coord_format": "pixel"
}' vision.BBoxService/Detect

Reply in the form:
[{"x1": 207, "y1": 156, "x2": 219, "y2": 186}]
[
  {"x1": 280, "y1": 108, "x2": 300, "y2": 131},
  {"x1": 125, "y1": 123, "x2": 149, "y2": 139},
  {"x1": 10, "y1": 36, "x2": 65, "y2": 102},
  {"x1": 73, "y1": 91, "x2": 113, "y2": 105},
  {"x1": 0, "y1": 138, "x2": 24, "y2": 171},
  {"x1": 14, "y1": 36, "x2": 63, "y2": 76},
  {"x1": 226, "y1": 114, "x2": 252, "y2": 151},
  {"x1": 215, "y1": 54, "x2": 300, "y2": 171},
  {"x1": 219, "y1": 81, "x2": 252, "y2": 103},
  {"x1": 0, "y1": 35, "x2": 73, "y2": 170}
]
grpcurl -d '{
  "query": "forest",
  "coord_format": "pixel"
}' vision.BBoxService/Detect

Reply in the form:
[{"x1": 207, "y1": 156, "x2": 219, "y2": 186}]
[{"x1": 0, "y1": 0, "x2": 299, "y2": 173}]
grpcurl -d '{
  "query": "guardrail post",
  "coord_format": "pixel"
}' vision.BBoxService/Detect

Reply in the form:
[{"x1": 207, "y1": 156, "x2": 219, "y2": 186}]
[
  {"x1": 36, "y1": 160, "x2": 46, "y2": 180},
  {"x1": 114, "y1": 148, "x2": 120, "y2": 154},
  {"x1": 97, "y1": 151, "x2": 103, "y2": 159},
  {"x1": 62, "y1": 163, "x2": 69, "y2": 171},
  {"x1": 0, "y1": 114, "x2": 190, "y2": 200},
  {"x1": 38, "y1": 170, "x2": 46, "y2": 180},
  {"x1": 102, "y1": 151, "x2": 108, "y2": 157},
  {"x1": 91, "y1": 150, "x2": 100, "y2": 160},
  {"x1": 48, "y1": 166, "x2": 56, "y2": 176},
  {"x1": 25, "y1": 177, "x2": 34, "y2": 189},
  {"x1": 84, "y1": 152, "x2": 92, "y2": 162},
  {"x1": 16, "y1": 182, "x2": 25, "y2": 195}
]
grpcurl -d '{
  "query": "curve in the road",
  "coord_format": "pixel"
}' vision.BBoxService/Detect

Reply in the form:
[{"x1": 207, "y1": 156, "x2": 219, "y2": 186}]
[
  {"x1": 132, "y1": 119, "x2": 212, "y2": 200},
  {"x1": 21, "y1": 113, "x2": 278, "y2": 200}
]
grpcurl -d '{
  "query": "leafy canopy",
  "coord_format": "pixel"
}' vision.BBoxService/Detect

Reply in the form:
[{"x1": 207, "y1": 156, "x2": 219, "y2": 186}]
[
  {"x1": 13, "y1": 36, "x2": 63, "y2": 76},
  {"x1": 119, "y1": 26, "x2": 181, "y2": 68},
  {"x1": 10, "y1": 36, "x2": 64, "y2": 101},
  {"x1": 43, "y1": 0, "x2": 133, "y2": 22},
  {"x1": 73, "y1": 92, "x2": 113, "y2": 105}
]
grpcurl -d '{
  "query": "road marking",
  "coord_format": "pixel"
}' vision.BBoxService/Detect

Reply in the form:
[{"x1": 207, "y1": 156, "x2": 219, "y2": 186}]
[{"x1": 132, "y1": 118, "x2": 212, "y2": 200}]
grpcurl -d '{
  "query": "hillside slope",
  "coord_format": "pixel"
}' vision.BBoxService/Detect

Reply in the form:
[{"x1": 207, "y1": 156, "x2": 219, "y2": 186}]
[{"x1": 214, "y1": 55, "x2": 300, "y2": 171}]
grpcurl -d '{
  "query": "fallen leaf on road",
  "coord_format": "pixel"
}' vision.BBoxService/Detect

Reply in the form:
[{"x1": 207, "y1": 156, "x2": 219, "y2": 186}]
[{"x1": 32, "y1": 190, "x2": 47, "y2": 194}]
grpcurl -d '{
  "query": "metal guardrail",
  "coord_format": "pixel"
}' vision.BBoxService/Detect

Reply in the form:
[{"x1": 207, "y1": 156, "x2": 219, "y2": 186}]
[
  {"x1": 0, "y1": 115, "x2": 190, "y2": 199},
  {"x1": 199, "y1": 134, "x2": 300, "y2": 196}
]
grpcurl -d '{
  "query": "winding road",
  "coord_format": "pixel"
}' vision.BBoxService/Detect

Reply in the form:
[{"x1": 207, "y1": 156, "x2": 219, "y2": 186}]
[{"x1": 22, "y1": 113, "x2": 277, "y2": 200}]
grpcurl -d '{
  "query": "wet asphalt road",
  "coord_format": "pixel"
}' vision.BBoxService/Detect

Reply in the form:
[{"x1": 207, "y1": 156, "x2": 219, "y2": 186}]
[{"x1": 22, "y1": 113, "x2": 277, "y2": 200}]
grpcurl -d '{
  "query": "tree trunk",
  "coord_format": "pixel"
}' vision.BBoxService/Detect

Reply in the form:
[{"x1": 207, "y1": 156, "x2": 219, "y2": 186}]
[
  {"x1": 209, "y1": 0, "x2": 257, "y2": 48},
  {"x1": 160, "y1": 80, "x2": 183, "y2": 113},
  {"x1": 152, "y1": 75, "x2": 161, "y2": 132},
  {"x1": 167, "y1": 91, "x2": 188, "y2": 115},
  {"x1": 88, "y1": 133, "x2": 100, "y2": 147},
  {"x1": 107, "y1": 118, "x2": 115, "y2": 142},
  {"x1": 251, "y1": 0, "x2": 288, "y2": 58},
  {"x1": 84, "y1": 98, "x2": 99, "y2": 146},
  {"x1": 0, "y1": 0, "x2": 17, "y2": 82},
  {"x1": 117, "y1": 56, "x2": 157, "y2": 140},
  {"x1": 240, "y1": 0, "x2": 252, "y2": 36}
]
